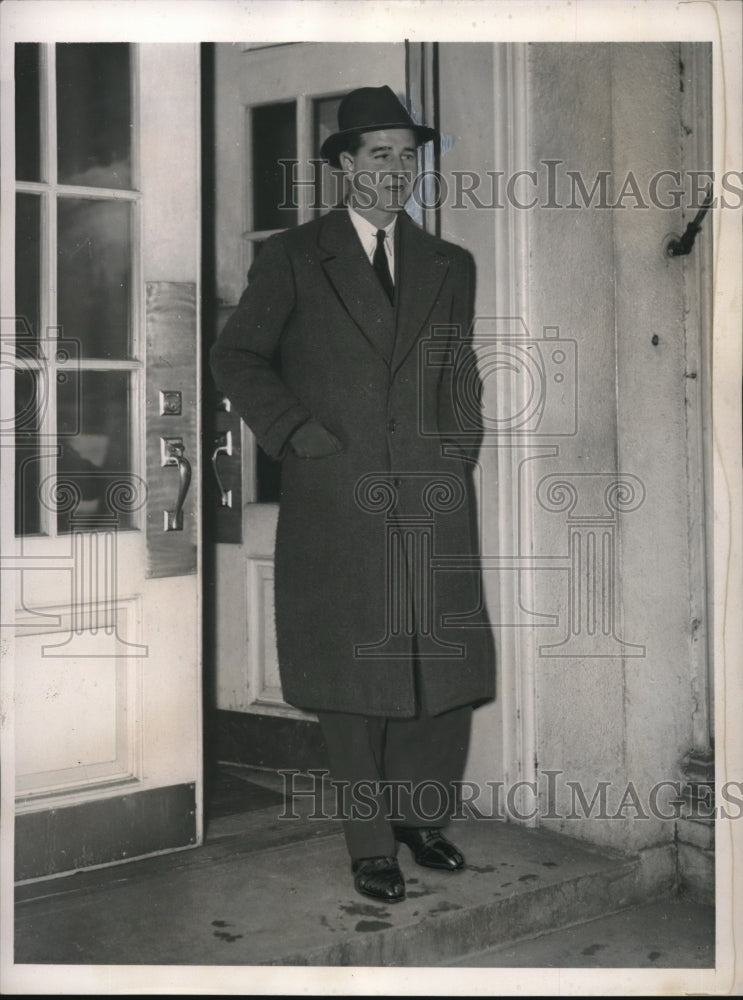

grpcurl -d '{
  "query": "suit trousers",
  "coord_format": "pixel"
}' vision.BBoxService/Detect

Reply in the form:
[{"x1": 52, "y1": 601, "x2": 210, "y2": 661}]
[{"x1": 316, "y1": 700, "x2": 472, "y2": 863}]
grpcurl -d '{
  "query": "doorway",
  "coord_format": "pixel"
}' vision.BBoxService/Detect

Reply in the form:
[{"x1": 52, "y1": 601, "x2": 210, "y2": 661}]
[
  {"x1": 201, "y1": 42, "x2": 412, "y2": 812},
  {"x1": 200, "y1": 40, "x2": 714, "y2": 866}
]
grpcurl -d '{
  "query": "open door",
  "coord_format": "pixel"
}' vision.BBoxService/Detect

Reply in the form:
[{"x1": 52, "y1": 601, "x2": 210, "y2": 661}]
[
  {"x1": 208, "y1": 42, "x2": 408, "y2": 766},
  {"x1": 4, "y1": 43, "x2": 203, "y2": 880}
]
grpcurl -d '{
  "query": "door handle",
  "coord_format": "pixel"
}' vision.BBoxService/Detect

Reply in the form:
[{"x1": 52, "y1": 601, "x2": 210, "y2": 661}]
[
  {"x1": 161, "y1": 437, "x2": 192, "y2": 531},
  {"x1": 211, "y1": 430, "x2": 233, "y2": 508}
]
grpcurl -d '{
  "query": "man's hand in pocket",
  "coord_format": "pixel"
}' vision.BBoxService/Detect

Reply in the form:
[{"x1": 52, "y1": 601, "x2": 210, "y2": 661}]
[{"x1": 289, "y1": 419, "x2": 343, "y2": 458}]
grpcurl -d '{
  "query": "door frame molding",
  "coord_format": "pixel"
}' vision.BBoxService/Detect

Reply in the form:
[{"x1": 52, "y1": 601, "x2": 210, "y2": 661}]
[
  {"x1": 409, "y1": 42, "x2": 537, "y2": 815},
  {"x1": 491, "y1": 43, "x2": 538, "y2": 821},
  {"x1": 0, "y1": 18, "x2": 19, "y2": 949},
  {"x1": 679, "y1": 41, "x2": 714, "y2": 757}
]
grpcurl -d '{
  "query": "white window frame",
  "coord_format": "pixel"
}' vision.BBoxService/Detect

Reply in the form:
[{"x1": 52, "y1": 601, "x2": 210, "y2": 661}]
[{"x1": 14, "y1": 42, "x2": 144, "y2": 539}]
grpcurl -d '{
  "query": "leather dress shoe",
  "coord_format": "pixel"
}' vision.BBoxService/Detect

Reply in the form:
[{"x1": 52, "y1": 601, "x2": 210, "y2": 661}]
[
  {"x1": 394, "y1": 827, "x2": 465, "y2": 871},
  {"x1": 351, "y1": 855, "x2": 406, "y2": 902}
]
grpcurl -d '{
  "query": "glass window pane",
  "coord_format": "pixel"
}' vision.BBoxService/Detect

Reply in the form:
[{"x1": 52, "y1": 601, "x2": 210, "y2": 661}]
[
  {"x1": 15, "y1": 368, "x2": 42, "y2": 536},
  {"x1": 56, "y1": 43, "x2": 132, "y2": 189},
  {"x1": 16, "y1": 193, "x2": 41, "y2": 351},
  {"x1": 57, "y1": 197, "x2": 131, "y2": 359},
  {"x1": 313, "y1": 95, "x2": 343, "y2": 218},
  {"x1": 15, "y1": 43, "x2": 41, "y2": 182},
  {"x1": 56, "y1": 371, "x2": 133, "y2": 533},
  {"x1": 251, "y1": 101, "x2": 297, "y2": 230}
]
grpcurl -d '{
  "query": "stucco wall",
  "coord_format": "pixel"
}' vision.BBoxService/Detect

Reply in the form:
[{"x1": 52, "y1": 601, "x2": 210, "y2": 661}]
[
  {"x1": 439, "y1": 42, "x2": 708, "y2": 856},
  {"x1": 528, "y1": 42, "x2": 701, "y2": 854}
]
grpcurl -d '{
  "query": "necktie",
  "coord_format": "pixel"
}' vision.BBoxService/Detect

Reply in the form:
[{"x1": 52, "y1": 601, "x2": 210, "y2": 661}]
[{"x1": 373, "y1": 229, "x2": 394, "y2": 303}]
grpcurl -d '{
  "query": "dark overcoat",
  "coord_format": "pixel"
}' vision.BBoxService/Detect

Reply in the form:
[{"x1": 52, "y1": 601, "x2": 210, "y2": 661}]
[{"x1": 210, "y1": 208, "x2": 496, "y2": 718}]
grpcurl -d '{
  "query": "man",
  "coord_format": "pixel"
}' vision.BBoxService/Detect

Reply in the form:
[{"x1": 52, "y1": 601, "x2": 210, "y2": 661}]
[{"x1": 210, "y1": 85, "x2": 495, "y2": 902}]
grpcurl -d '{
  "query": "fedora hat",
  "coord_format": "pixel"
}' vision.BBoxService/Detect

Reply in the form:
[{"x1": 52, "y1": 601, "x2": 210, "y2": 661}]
[{"x1": 320, "y1": 85, "x2": 438, "y2": 168}]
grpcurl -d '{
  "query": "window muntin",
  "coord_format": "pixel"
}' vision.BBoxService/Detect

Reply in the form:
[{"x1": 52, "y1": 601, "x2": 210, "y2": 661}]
[
  {"x1": 312, "y1": 95, "x2": 343, "y2": 218},
  {"x1": 14, "y1": 43, "x2": 140, "y2": 537}
]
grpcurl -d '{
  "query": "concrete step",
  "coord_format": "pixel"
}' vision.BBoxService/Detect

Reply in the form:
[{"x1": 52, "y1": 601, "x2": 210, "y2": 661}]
[
  {"x1": 15, "y1": 812, "x2": 668, "y2": 967},
  {"x1": 451, "y1": 897, "x2": 715, "y2": 968}
]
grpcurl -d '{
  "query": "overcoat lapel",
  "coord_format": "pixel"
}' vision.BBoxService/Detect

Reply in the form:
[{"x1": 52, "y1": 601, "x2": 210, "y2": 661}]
[
  {"x1": 318, "y1": 209, "x2": 395, "y2": 362},
  {"x1": 391, "y1": 212, "x2": 450, "y2": 375}
]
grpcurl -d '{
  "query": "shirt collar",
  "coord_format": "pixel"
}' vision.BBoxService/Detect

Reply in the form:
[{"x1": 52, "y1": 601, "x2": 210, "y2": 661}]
[{"x1": 347, "y1": 206, "x2": 397, "y2": 247}]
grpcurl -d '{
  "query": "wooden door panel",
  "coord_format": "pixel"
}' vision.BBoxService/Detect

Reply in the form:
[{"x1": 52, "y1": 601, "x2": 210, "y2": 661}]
[{"x1": 6, "y1": 43, "x2": 203, "y2": 880}]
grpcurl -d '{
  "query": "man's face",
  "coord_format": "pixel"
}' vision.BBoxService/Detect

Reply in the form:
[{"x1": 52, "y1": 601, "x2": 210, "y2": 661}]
[{"x1": 340, "y1": 128, "x2": 418, "y2": 216}]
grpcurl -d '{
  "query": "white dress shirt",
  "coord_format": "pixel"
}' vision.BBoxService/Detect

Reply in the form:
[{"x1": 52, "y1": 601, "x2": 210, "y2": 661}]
[{"x1": 347, "y1": 207, "x2": 396, "y2": 284}]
